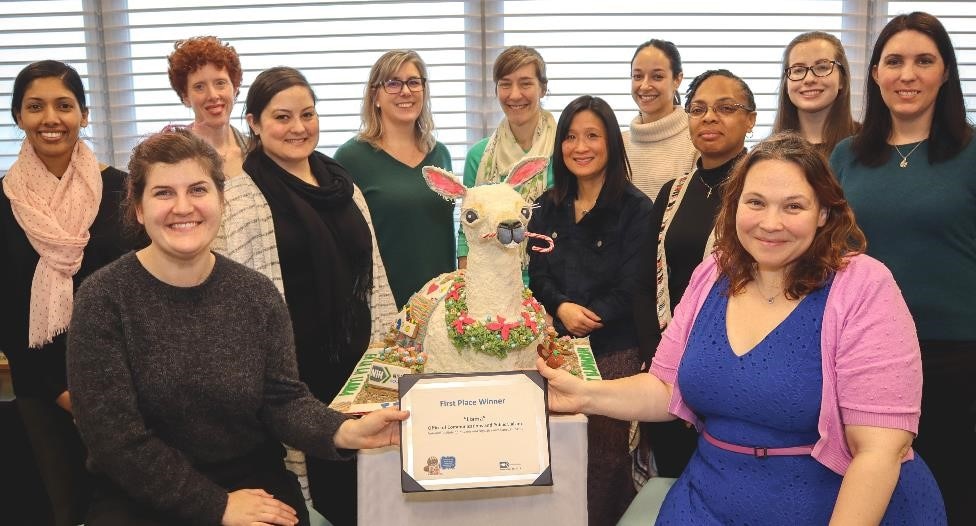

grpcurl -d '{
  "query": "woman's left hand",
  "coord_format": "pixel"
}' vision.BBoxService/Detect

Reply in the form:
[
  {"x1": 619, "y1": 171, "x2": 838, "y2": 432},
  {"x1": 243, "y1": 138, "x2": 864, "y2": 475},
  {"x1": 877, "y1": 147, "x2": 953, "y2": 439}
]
[{"x1": 333, "y1": 407, "x2": 410, "y2": 450}]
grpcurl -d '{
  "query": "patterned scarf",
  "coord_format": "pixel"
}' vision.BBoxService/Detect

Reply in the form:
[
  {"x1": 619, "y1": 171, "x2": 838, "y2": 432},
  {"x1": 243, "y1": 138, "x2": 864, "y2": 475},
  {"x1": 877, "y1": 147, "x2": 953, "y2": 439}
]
[
  {"x1": 475, "y1": 109, "x2": 556, "y2": 203},
  {"x1": 3, "y1": 139, "x2": 101, "y2": 348},
  {"x1": 655, "y1": 168, "x2": 717, "y2": 329}
]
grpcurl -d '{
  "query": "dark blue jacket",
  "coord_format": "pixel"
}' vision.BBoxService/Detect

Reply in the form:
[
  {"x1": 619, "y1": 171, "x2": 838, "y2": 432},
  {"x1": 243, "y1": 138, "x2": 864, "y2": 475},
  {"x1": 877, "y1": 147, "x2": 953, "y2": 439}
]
[{"x1": 527, "y1": 182, "x2": 652, "y2": 355}]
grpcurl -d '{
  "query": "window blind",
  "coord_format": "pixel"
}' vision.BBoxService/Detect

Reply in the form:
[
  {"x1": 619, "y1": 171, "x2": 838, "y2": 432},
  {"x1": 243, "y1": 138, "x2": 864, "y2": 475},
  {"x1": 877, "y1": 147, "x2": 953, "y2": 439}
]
[{"x1": 1, "y1": 1, "x2": 974, "y2": 177}]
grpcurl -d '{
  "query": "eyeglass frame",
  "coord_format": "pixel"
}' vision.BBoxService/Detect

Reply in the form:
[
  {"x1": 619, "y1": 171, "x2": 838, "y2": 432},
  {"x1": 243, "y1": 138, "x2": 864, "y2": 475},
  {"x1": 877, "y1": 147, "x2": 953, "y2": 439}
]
[
  {"x1": 685, "y1": 102, "x2": 755, "y2": 119},
  {"x1": 784, "y1": 60, "x2": 841, "y2": 81},
  {"x1": 376, "y1": 77, "x2": 427, "y2": 94}
]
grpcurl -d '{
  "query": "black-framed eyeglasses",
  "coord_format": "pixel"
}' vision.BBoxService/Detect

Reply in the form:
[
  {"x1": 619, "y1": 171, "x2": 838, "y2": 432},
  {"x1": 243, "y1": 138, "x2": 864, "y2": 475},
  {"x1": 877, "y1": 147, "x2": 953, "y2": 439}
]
[
  {"x1": 378, "y1": 77, "x2": 426, "y2": 94},
  {"x1": 785, "y1": 60, "x2": 841, "y2": 81},
  {"x1": 685, "y1": 102, "x2": 754, "y2": 119}
]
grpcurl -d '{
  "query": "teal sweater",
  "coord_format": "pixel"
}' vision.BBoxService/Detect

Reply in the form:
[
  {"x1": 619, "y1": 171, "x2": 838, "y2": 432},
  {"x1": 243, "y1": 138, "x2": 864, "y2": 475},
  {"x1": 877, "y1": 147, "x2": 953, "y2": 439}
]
[{"x1": 831, "y1": 136, "x2": 976, "y2": 341}]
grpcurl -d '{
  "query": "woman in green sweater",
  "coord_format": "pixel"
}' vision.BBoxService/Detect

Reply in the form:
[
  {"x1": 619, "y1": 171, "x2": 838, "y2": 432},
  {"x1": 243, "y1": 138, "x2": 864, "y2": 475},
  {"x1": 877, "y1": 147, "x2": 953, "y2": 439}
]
[
  {"x1": 335, "y1": 50, "x2": 454, "y2": 309},
  {"x1": 458, "y1": 45, "x2": 556, "y2": 277},
  {"x1": 830, "y1": 12, "x2": 975, "y2": 523}
]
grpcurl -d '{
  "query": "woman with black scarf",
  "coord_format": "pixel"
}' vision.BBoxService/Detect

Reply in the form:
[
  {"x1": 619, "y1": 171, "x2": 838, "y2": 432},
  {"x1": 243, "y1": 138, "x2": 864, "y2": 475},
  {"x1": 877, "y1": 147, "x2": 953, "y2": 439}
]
[{"x1": 243, "y1": 66, "x2": 396, "y2": 525}]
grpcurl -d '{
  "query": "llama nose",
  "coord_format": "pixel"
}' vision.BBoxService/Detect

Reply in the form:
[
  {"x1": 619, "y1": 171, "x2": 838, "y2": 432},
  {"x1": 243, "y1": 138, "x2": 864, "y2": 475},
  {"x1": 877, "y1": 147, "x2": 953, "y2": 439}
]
[{"x1": 497, "y1": 220, "x2": 526, "y2": 245}]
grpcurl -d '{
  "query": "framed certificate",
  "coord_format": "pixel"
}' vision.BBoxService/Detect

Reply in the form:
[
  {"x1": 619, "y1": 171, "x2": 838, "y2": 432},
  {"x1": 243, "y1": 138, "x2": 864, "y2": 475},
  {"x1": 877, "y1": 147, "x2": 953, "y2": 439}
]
[{"x1": 398, "y1": 370, "x2": 552, "y2": 492}]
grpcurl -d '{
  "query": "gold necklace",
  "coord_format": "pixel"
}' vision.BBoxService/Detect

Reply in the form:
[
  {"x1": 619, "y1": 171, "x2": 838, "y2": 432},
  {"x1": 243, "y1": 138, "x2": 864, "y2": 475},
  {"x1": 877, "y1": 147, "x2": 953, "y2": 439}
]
[
  {"x1": 699, "y1": 176, "x2": 718, "y2": 198},
  {"x1": 893, "y1": 140, "x2": 924, "y2": 168},
  {"x1": 575, "y1": 197, "x2": 596, "y2": 217}
]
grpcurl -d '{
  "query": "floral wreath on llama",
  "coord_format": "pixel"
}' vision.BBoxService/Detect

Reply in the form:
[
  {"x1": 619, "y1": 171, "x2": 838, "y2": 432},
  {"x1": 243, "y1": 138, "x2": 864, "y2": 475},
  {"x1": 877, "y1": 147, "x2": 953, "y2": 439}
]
[{"x1": 443, "y1": 274, "x2": 547, "y2": 359}]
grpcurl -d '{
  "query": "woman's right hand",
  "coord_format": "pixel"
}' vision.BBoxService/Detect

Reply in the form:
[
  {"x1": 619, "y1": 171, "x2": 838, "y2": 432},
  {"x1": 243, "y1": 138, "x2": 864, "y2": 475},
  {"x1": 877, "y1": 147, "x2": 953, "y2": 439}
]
[
  {"x1": 536, "y1": 357, "x2": 588, "y2": 414},
  {"x1": 556, "y1": 302, "x2": 604, "y2": 336},
  {"x1": 222, "y1": 489, "x2": 299, "y2": 526}
]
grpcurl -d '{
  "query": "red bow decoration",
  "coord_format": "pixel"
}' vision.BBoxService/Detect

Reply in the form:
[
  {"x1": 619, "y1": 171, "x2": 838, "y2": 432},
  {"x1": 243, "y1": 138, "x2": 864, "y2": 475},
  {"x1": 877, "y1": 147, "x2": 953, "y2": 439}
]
[
  {"x1": 487, "y1": 315, "x2": 520, "y2": 340},
  {"x1": 452, "y1": 312, "x2": 476, "y2": 334},
  {"x1": 522, "y1": 297, "x2": 543, "y2": 312},
  {"x1": 521, "y1": 311, "x2": 539, "y2": 334},
  {"x1": 446, "y1": 281, "x2": 462, "y2": 301}
]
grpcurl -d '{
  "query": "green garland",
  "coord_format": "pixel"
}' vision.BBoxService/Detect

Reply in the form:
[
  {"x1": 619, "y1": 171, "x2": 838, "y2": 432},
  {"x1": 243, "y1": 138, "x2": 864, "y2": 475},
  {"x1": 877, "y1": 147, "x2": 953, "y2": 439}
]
[{"x1": 444, "y1": 274, "x2": 547, "y2": 358}]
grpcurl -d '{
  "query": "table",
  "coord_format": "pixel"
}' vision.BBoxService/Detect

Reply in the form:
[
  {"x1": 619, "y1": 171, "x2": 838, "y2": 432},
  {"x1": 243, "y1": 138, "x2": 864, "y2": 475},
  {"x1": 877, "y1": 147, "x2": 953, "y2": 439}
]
[{"x1": 358, "y1": 413, "x2": 588, "y2": 525}]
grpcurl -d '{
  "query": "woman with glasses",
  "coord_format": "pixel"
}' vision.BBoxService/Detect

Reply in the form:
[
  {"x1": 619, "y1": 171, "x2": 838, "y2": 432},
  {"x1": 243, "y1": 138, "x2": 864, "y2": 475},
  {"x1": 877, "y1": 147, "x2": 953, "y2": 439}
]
[
  {"x1": 527, "y1": 95, "x2": 653, "y2": 526},
  {"x1": 542, "y1": 132, "x2": 946, "y2": 525},
  {"x1": 633, "y1": 70, "x2": 756, "y2": 479},
  {"x1": 773, "y1": 32, "x2": 859, "y2": 156},
  {"x1": 830, "y1": 12, "x2": 976, "y2": 523},
  {"x1": 457, "y1": 45, "x2": 555, "y2": 277},
  {"x1": 624, "y1": 39, "x2": 699, "y2": 200},
  {"x1": 242, "y1": 66, "x2": 397, "y2": 525},
  {"x1": 335, "y1": 50, "x2": 454, "y2": 309},
  {"x1": 1, "y1": 60, "x2": 135, "y2": 526}
]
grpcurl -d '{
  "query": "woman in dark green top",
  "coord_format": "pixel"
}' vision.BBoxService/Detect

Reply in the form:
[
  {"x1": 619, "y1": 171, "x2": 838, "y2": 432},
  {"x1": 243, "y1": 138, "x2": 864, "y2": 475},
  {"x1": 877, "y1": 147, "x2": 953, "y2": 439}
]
[{"x1": 335, "y1": 49, "x2": 455, "y2": 309}]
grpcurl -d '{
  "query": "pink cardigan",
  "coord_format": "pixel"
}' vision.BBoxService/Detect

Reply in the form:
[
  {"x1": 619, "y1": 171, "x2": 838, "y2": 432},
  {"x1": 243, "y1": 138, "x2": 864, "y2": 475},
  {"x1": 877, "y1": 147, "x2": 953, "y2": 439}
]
[{"x1": 649, "y1": 254, "x2": 921, "y2": 475}]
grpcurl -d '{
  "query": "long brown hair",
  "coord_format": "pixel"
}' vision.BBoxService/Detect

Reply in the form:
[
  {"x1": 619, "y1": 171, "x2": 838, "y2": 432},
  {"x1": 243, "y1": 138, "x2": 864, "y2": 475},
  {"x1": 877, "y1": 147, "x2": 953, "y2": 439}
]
[
  {"x1": 772, "y1": 32, "x2": 858, "y2": 155},
  {"x1": 853, "y1": 12, "x2": 973, "y2": 166},
  {"x1": 713, "y1": 132, "x2": 866, "y2": 298}
]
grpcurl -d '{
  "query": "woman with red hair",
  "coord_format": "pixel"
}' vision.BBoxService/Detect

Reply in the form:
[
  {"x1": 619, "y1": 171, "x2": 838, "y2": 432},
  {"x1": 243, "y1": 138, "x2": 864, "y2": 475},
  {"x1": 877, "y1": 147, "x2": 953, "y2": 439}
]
[{"x1": 542, "y1": 132, "x2": 945, "y2": 524}]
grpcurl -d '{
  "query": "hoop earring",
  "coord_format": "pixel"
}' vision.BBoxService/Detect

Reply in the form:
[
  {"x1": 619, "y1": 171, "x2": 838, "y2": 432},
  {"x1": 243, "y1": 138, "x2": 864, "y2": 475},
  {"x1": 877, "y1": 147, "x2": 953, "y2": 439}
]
[{"x1": 747, "y1": 130, "x2": 754, "y2": 139}]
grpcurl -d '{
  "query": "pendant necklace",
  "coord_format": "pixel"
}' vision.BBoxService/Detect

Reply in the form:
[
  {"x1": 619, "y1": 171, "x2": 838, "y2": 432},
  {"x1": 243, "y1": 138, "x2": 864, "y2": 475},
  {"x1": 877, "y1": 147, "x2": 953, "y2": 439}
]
[
  {"x1": 753, "y1": 273, "x2": 780, "y2": 304},
  {"x1": 894, "y1": 140, "x2": 924, "y2": 168},
  {"x1": 699, "y1": 176, "x2": 718, "y2": 198}
]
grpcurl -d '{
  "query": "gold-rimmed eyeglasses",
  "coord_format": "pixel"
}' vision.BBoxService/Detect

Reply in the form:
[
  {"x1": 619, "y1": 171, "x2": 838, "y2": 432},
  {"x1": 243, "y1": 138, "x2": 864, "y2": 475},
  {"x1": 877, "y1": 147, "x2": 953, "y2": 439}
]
[
  {"x1": 785, "y1": 60, "x2": 841, "y2": 81},
  {"x1": 378, "y1": 77, "x2": 426, "y2": 94},
  {"x1": 685, "y1": 103, "x2": 754, "y2": 119}
]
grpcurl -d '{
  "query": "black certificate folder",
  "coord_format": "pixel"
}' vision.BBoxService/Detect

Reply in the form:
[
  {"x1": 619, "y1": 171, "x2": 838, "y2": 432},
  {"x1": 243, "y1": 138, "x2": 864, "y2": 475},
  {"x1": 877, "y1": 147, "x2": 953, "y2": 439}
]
[{"x1": 398, "y1": 370, "x2": 553, "y2": 492}]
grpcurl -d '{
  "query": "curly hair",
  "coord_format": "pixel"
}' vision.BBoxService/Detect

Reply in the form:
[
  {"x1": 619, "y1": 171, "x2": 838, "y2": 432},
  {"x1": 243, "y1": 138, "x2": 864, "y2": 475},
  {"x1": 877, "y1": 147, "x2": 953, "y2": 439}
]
[
  {"x1": 713, "y1": 131, "x2": 866, "y2": 299},
  {"x1": 167, "y1": 36, "x2": 243, "y2": 102}
]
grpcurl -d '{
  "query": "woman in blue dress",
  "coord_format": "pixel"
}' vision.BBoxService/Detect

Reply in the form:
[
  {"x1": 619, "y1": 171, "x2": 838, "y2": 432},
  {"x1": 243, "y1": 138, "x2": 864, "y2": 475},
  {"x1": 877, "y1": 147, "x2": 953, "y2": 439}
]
[{"x1": 539, "y1": 132, "x2": 945, "y2": 524}]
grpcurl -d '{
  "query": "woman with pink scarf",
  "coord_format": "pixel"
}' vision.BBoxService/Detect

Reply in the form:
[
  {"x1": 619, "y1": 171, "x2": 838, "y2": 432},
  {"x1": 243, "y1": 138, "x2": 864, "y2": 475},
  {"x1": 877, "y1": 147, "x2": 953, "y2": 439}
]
[{"x1": 0, "y1": 60, "x2": 135, "y2": 526}]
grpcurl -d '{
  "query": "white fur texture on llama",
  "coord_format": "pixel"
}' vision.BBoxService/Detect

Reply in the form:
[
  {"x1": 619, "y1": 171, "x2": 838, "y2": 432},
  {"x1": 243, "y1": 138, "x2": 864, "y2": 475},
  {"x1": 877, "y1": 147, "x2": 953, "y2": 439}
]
[{"x1": 390, "y1": 156, "x2": 553, "y2": 374}]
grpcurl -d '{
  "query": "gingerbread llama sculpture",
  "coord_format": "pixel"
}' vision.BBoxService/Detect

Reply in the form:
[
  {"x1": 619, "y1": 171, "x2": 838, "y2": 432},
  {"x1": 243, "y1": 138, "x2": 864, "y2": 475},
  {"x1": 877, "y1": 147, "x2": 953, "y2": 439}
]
[{"x1": 381, "y1": 156, "x2": 554, "y2": 374}]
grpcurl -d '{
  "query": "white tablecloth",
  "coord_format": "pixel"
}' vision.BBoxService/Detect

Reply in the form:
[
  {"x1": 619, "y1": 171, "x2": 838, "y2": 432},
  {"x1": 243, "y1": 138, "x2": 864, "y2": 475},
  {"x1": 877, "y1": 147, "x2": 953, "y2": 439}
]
[{"x1": 358, "y1": 413, "x2": 588, "y2": 525}]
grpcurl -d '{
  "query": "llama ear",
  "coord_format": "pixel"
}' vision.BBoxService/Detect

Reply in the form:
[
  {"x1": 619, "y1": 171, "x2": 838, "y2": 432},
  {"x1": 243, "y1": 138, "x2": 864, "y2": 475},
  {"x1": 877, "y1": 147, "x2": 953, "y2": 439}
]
[
  {"x1": 506, "y1": 156, "x2": 549, "y2": 191},
  {"x1": 423, "y1": 166, "x2": 467, "y2": 200}
]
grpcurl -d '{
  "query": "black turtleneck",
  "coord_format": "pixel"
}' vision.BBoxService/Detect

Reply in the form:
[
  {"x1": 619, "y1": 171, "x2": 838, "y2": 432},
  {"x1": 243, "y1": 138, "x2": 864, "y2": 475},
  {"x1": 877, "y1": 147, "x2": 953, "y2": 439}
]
[
  {"x1": 631, "y1": 150, "x2": 744, "y2": 478},
  {"x1": 634, "y1": 151, "x2": 744, "y2": 357}
]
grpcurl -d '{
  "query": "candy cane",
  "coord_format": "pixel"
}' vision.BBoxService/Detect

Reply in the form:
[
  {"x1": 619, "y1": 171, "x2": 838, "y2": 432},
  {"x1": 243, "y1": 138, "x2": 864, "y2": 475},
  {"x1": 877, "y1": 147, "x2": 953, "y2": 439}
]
[{"x1": 526, "y1": 231, "x2": 555, "y2": 253}]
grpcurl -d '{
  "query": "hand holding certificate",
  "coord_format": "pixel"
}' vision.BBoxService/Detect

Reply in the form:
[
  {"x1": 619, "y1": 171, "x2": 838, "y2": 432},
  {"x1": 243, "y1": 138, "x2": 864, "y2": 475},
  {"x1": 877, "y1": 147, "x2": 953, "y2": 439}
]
[{"x1": 398, "y1": 371, "x2": 552, "y2": 492}]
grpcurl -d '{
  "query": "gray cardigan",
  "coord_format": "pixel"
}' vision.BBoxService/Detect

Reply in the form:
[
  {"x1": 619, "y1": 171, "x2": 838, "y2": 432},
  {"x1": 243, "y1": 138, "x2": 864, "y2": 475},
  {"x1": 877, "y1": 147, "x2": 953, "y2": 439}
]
[{"x1": 67, "y1": 252, "x2": 350, "y2": 524}]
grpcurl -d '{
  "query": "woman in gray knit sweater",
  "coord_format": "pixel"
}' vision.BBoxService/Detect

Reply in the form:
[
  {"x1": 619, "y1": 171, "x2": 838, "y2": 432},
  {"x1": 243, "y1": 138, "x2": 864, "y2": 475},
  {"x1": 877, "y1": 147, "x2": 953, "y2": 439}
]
[{"x1": 66, "y1": 129, "x2": 408, "y2": 526}]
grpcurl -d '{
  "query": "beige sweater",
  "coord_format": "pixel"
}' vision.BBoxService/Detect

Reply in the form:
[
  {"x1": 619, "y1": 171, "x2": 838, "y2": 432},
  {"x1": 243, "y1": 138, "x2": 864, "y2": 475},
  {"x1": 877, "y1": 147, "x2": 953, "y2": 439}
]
[{"x1": 623, "y1": 107, "x2": 700, "y2": 200}]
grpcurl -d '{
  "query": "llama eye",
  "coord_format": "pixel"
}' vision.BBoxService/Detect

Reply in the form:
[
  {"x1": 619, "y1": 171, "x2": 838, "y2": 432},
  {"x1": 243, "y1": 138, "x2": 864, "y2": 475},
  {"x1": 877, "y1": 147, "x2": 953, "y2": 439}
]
[
  {"x1": 464, "y1": 209, "x2": 479, "y2": 223},
  {"x1": 520, "y1": 206, "x2": 531, "y2": 219}
]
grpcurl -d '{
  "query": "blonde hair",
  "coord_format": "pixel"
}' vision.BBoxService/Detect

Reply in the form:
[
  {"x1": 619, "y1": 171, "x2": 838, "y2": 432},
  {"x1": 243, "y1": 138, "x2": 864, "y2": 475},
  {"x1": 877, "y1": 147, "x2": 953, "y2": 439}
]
[{"x1": 358, "y1": 50, "x2": 435, "y2": 152}]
